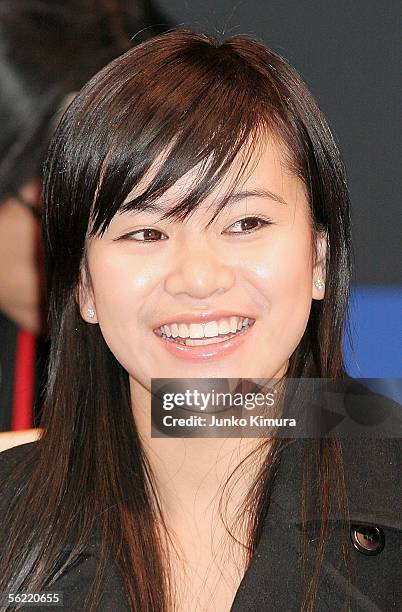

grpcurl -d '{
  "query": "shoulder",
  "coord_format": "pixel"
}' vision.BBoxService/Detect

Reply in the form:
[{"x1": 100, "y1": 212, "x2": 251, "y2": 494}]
[
  {"x1": 339, "y1": 436, "x2": 401, "y2": 529},
  {"x1": 342, "y1": 376, "x2": 402, "y2": 427},
  {"x1": 311, "y1": 375, "x2": 402, "y2": 438},
  {"x1": 325, "y1": 377, "x2": 401, "y2": 526},
  {"x1": 338, "y1": 379, "x2": 401, "y2": 529},
  {"x1": 275, "y1": 378, "x2": 401, "y2": 526},
  {"x1": 266, "y1": 385, "x2": 401, "y2": 609},
  {"x1": 0, "y1": 440, "x2": 39, "y2": 475}
]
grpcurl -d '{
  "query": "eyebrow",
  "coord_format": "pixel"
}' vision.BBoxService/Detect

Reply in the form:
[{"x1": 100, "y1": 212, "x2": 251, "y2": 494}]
[
  {"x1": 218, "y1": 188, "x2": 289, "y2": 208},
  {"x1": 122, "y1": 187, "x2": 288, "y2": 216}
]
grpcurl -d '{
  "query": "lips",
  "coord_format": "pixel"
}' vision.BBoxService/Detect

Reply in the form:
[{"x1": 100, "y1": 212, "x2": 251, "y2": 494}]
[{"x1": 153, "y1": 317, "x2": 256, "y2": 362}]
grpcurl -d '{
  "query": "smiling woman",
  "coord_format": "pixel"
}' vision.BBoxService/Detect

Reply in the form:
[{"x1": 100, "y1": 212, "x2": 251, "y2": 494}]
[{"x1": 0, "y1": 29, "x2": 400, "y2": 612}]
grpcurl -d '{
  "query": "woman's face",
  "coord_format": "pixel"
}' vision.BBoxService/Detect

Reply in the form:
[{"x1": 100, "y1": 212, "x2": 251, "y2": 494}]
[{"x1": 79, "y1": 135, "x2": 326, "y2": 399}]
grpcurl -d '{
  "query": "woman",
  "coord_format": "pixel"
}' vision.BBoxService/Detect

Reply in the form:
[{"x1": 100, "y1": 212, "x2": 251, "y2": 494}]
[
  {"x1": 0, "y1": 30, "x2": 400, "y2": 612},
  {"x1": 0, "y1": 0, "x2": 170, "y2": 429}
]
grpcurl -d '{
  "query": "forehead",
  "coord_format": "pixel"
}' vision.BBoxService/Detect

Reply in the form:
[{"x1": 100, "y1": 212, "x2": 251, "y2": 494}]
[{"x1": 120, "y1": 133, "x2": 306, "y2": 221}]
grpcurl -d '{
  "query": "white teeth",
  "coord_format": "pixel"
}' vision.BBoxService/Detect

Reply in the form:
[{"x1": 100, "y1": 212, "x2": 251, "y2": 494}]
[
  {"x1": 159, "y1": 316, "x2": 253, "y2": 340},
  {"x1": 171, "y1": 323, "x2": 179, "y2": 337},
  {"x1": 189, "y1": 323, "x2": 204, "y2": 338},
  {"x1": 178, "y1": 323, "x2": 189, "y2": 338},
  {"x1": 218, "y1": 319, "x2": 230, "y2": 335},
  {"x1": 203, "y1": 321, "x2": 219, "y2": 337},
  {"x1": 230, "y1": 316, "x2": 238, "y2": 334}
]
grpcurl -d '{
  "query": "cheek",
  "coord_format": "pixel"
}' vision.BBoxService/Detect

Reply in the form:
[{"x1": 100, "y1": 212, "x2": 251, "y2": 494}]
[
  {"x1": 88, "y1": 249, "x2": 155, "y2": 317},
  {"x1": 85, "y1": 249, "x2": 150, "y2": 372},
  {"x1": 248, "y1": 224, "x2": 312, "y2": 290},
  {"x1": 272, "y1": 239, "x2": 313, "y2": 353},
  {"x1": 86, "y1": 251, "x2": 148, "y2": 354},
  {"x1": 273, "y1": 234, "x2": 312, "y2": 295},
  {"x1": 248, "y1": 226, "x2": 313, "y2": 336}
]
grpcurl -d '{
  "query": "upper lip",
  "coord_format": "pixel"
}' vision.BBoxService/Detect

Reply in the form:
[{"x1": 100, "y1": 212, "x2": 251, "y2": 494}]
[{"x1": 153, "y1": 311, "x2": 256, "y2": 330}]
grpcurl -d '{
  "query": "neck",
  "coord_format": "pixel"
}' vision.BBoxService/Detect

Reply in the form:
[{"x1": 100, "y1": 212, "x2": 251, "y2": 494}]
[{"x1": 130, "y1": 380, "x2": 269, "y2": 528}]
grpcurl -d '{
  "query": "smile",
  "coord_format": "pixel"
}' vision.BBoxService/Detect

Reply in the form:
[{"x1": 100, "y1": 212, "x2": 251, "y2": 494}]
[
  {"x1": 153, "y1": 317, "x2": 256, "y2": 361},
  {"x1": 155, "y1": 316, "x2": 254, "y2": 345}
]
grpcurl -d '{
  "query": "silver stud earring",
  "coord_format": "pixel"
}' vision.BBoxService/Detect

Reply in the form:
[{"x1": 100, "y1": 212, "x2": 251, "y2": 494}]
[
  {"x1": 87, "y1": 307, "x2": 95, "y2": 319},
  {"x1": 314, "y1": 278, "x2": 325, "y2": 290}
]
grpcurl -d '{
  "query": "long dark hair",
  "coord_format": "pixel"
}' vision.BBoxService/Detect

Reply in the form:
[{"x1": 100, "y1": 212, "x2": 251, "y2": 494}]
[
  {"x1": 0, "y1": 0, "x2": 171, "y2": 203},
  {"x1": 0, "y1": 31, "x2": 353, "y2": 611}
]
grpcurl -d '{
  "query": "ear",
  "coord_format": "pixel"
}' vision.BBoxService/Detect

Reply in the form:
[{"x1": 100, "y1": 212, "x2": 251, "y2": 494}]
[
  {"x1": 312, "y1": 230, "x2": 327, "y2": 301},
  {"x1": 76, "y1": 265, "x2": 98, "y2": 324}
]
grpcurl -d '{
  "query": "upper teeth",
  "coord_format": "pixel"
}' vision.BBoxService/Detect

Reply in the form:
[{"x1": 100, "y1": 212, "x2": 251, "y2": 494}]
[{"x1": 160, "y1": 316, "x2": 251, "y2": 339}]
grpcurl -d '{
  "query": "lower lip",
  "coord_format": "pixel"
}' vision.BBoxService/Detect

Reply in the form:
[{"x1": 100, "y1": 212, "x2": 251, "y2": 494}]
[{"x1": 153, "y1": 322, "x2": 255, "y2": 362}]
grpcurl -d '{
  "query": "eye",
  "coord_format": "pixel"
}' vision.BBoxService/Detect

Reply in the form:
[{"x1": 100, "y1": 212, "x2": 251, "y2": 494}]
[
  {"x1": 116, "y1": 216, "x2": 273, "y2": 242},
  {"x1": 118, "y1": 228, "x2": 168, "y2": 242},
  {"x1": 224, "y1": 216, "x2": 273, "y2": 235}
]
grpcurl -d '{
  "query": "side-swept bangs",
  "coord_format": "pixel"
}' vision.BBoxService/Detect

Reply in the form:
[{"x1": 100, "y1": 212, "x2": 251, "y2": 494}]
[{"x1": 45, "y1": 30, "x2": 310, "y2": 265}]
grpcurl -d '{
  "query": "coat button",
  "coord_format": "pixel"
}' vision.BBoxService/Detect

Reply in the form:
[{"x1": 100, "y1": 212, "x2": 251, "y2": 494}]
[{"x1": 350, "y1": 524, "x2": 385, "y2": 555}]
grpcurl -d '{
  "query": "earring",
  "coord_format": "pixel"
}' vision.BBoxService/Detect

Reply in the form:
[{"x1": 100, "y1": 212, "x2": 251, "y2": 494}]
[
  {"x1": 87, "y1": 307, "x2": 95, "y2": 319},
  {"x1": 314, "y1": 278, "x2": 325, "y2": 290}
]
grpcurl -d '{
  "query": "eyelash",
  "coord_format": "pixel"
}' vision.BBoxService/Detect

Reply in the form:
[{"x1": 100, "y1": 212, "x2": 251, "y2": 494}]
[{"x1": 119, "y1": 217, "x2": 273, "y2": 242}]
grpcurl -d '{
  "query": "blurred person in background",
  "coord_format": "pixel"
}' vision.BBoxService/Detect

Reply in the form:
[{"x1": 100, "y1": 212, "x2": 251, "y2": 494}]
[{"x1": 0, "y1": 0, "x2": 170, "y2": 435}]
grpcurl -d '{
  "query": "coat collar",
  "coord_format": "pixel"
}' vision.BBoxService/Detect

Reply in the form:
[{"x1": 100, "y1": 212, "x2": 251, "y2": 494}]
[{"x1": 269, "y1": 396, "x2": 401, "y2": 531}]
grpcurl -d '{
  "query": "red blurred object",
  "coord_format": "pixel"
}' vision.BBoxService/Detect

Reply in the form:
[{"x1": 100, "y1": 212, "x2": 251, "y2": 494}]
[{"x1": 11, "y1": 330, "x2": 35, "y2": 430}]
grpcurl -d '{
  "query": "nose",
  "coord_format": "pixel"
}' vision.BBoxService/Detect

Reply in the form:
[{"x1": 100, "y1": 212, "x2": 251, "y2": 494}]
[{"x1": 164, "y1": 244, "x2": 235, "y2": 300}]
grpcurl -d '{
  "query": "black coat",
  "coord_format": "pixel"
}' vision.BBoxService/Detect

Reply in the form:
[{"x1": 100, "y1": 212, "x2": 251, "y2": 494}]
[{"x1": 0, "y1": 382, "x2": 401, "y2": 611}]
